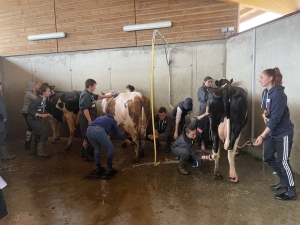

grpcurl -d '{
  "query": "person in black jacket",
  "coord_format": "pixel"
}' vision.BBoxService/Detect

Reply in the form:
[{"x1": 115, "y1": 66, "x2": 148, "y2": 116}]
[
  {"x1": 172, "y1": 97, "x2": 193, "y2": 140},
  {"x1": 172, "y1": 123, "x2": 214, "y2": 175},
  {"x1": 253, "y1": 67, "x2": 297, "y2": 201},
  {"x1": 27, "y1": 84, "x2": 52, "y2": 158},
  {"x1": 147, "y1": 107, "x2": 173, "y2": 153},
  {"x1": 79, "y1": 79, "x2": 113, "y2": 161}
]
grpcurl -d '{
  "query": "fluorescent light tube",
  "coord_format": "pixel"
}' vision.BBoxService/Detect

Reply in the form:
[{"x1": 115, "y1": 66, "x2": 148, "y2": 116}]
[
  {"x1": 123, "y1": 21, "x2": 172, "y2": 32},
  {"x1": 27, "y1": 32, "x2": 66, "y2": 41}
]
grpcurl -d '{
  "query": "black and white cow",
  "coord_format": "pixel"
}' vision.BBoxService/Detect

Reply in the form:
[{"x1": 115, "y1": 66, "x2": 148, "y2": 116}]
[
  {"x1": 46, "y1": 90, "x2": 81, "y2": 150},
  {"x1": 207, "y1": 78, "x2": 248, "y2": 182}
]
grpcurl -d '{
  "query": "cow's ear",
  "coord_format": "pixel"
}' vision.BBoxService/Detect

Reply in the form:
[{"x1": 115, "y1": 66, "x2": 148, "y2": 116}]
[
  {"x1": 229, "y1": 79, "x2": 233, "y2": 84},
  {"x1": 215, "y1": 80, "x2": 219, "y2": 86}
]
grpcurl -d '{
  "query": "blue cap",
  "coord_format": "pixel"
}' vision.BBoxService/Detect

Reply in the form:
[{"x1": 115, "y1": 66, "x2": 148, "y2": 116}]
[{"x1": 183, "y1": 98, "x2": 193, "y2": 109}]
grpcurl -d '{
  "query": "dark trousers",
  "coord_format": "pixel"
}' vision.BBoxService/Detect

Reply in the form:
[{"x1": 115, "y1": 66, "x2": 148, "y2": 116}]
[
  {"x1": 27, "y1": 116, "x2": 48, "y2": 143},
  {"x1": 80, "y1": 114, "x2": 95, "y2": 158},
  {"x1": 264, "y1": 133, "x2": 295, "y2": 187},
  {"x1": 172, "y1": 117, "x2": 185, "y2": 136},
  {"x1": 0, "y1": 190, "x2": 8, "y2": 220},
  {"x1": 22, "y1": 113, "x2": 33, "y2": 132}
]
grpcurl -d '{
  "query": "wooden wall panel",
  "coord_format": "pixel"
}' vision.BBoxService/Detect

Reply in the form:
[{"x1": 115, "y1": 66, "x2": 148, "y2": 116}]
[
  {"x1": 0, "y1": 0, "x2": 238, "y2": 56},
  {"x1": 0, "y1": 0, "x2": 57, "y2": 56},
  {"x1": 135, "y1": 0, "x2": 238, "y2": 46},
  {"x1": 55, "y1": 0, "x2": 136, "y2": 52}
]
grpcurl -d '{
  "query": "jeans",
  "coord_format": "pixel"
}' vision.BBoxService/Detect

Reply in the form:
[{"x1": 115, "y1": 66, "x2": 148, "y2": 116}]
[
  {"x1": 263, "y1": 133, "x2": 295, "y2": 187},
  {"x1": 86, "y1": 126, "x2": 114, "y2": 165}
]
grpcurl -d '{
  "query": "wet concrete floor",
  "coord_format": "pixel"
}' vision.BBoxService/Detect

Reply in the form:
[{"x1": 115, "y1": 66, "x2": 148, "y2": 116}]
[{"x1": 1, "y1": 135, "x2": 300, "y2": 225}]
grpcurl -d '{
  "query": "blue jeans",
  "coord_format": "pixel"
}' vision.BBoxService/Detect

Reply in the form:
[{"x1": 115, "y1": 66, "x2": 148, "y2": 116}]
[
  {"x1": 86, "y1": 126, "x2": 114, "y2": 165},
  {"x1": 263, "y1": 133, "x2": 295, "y2": 187}
]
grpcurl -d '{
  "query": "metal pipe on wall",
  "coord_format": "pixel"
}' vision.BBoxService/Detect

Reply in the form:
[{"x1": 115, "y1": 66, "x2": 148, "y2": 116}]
[{"x1": 251, "y1": 28, "x2": 257, "y2": 141}]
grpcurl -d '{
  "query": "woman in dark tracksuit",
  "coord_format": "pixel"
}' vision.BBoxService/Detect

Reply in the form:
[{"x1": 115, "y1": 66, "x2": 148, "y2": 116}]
[
  {"x1": 27, "y1": 84, "x2": 52, "y2": 158},
  {"x1": 83, "y1": 114, "x2": 131, "y2": 175},
  {"x1": 254, "y1": 67, "x2": 297, "y2": 201},
  {"x1": 172, "y1": 123, "x2": 214, "y2": 175}
]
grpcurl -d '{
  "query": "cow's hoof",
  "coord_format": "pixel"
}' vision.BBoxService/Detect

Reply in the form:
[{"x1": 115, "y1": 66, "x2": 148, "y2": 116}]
[
  {"x1": 132, "y1": 158, "x2": 140, "y2": 164},
  {"x1": 139, "y1": 151, "x2": 145, "y2": 158},
  {"x1": 229, "y1": 177, "x2": 239, "y2": 183},
  {"x1": 65, "y1": 146, "x2": 71, "y2": 151},
  {"x1": 51, "y1": 141, "x2": 56, "y2": 144},
  {"x1": 214, "y1": 174, "x2": 223, "y2": 180}
]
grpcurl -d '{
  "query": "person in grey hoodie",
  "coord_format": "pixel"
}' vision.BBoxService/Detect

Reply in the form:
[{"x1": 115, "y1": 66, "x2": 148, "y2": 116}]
[
  {"x1": 0, "y1": 82, "x2": 16, "y2": 160},
  {"x1": 171, "y1": 123, "x2": 214, "y2": 175},
  {"x1": 254, "y1": 67, "x2": 297, "y2": 201},
  {"x1": 21, "y1": 82, "x2": 37, "y2": 149}
]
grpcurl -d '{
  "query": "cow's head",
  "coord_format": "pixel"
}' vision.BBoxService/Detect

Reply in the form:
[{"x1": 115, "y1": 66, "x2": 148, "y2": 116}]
[{"x1": 215, "y1": 78, "x2": 233, "y2": 87}]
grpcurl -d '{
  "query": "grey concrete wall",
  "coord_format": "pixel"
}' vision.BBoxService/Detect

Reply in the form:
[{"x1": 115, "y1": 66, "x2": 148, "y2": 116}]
[
  {"x1": 1, "y1": 40, "x2": 226, "y2": 138},
  {"x1": 226, "y1": 12, "x2": 300, "y2": 173}
]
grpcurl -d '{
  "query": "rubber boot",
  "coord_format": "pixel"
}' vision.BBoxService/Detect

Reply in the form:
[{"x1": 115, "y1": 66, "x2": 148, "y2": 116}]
[
  {"x1": 30, "y1": 141, "x2": 38, "y2": 155},
  {"x1": 0, "y1": 146, "x2": 16, "y2": 160},
  {"x1": 177, "y1": 160, "x2": 189, "y2": 175},
  {"x1": 165, "y1": 140, "x2": 172, "y2": 153},
  {"x1": 275, "y1": 186, "x2": 298, "y2": 200},
  {"x1": 96, "y1": 164, "x2": 106, "y2": 175},
  {"x1": 24, "y1": 131, "x2": 32, "y2": 149},
  {"x1": 37, "y1": 142, "x2": 50, "y2": 158},
  {"x1": 105, "y1": 164, "x2": 117, "y2": 176},
  {"x1": 84, "y1": 145, "x2": 94, "y2": 161}
]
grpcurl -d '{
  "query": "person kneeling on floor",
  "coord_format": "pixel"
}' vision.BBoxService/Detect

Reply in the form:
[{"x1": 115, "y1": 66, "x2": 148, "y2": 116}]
[
  {"x1": 147, "y1": 107, "x2": 173, "y2": 153},
  {"x1": 83, "y1": 114, "x2": 132, "y2": 175},
  {"x1": 171, "y1": 123, "x2": 214, "y2": 175}
]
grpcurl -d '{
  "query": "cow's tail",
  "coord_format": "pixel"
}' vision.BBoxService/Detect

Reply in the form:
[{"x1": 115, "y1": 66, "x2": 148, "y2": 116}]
[{"x1": 139, "y1": 96, "x2": 150, "y2": 141}]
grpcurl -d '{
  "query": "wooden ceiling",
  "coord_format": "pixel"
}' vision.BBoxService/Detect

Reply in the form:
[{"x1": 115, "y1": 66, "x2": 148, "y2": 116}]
[{"x1": 219, "y1": 0, "x2": 299, "y2": 15}]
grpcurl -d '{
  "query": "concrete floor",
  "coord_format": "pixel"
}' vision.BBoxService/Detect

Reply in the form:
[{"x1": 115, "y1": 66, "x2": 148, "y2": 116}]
[{"x1": 1, "y1": 135, "x2": 300, "y2": 225}]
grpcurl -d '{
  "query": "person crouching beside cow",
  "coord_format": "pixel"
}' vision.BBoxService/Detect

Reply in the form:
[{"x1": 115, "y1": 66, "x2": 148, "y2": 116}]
[
  {"x1": 27, "y1": 84, "x2": 52, "y2": 158},
  {"x1": 83, "y1": 114, "x2": 132, "y2": 175},
  {"x1": 172, "y1": 123, "x2": 214, "y2": 175},
  {"x1": 172, "y1": 97, "x2": 193, "y2": 140},
  {"x1": 21, "y1": 82, "x2": 37, "y2": 149},
  {"x1": 147, "y1": 107, "x2": 173, "y2": 153},
  {"x1": 79, "y1": 79, "x2": 114, "y2": 161}
]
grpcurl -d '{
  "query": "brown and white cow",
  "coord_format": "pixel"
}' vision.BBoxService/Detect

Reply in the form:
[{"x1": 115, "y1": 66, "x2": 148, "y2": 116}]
[
  {"x1": 101, "y1": 92, "x2": 150, "y2": 162},
  {"x1": 208, "y1": 78, "x2": 248, "y2": 183}
]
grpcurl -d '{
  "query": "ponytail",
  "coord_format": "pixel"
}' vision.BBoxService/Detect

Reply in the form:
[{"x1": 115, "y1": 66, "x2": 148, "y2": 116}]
[
  {"x1": 262, "y1": 67, "x2": 282, "y2": 86},
  {"x1": 182, "y1": 123, "x2": 196, "y2": 140}
]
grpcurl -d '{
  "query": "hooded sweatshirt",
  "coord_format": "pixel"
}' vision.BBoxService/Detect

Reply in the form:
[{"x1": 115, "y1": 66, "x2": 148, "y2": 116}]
[
  {"x1": 261, "y1": 85, "x2": 294, "y2": 138},
  {"x1": 21, "y1": 82, "x2": 37, "y2": 114}
]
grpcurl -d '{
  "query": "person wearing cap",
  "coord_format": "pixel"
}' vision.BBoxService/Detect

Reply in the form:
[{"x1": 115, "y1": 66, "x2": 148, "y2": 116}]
[{"x1": 172, "y1": 97, "x2": 193, "y2": 140}]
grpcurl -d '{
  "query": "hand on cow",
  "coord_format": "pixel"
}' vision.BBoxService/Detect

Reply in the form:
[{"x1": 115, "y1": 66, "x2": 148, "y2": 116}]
[
  {"x1": 124, "y1": 139, "x2": 132, "y2": 145},
  {"x1": 148, "y1": 134, "x2": 154, "y2": 140},
  {"x1": 83, "y1": 140, "x2": 88, "y2": 149}
]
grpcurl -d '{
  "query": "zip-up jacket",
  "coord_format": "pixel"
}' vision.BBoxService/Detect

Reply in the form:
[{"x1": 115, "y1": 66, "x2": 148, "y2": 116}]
[{"x1": 261, "y1": 85, "x2": 294, "y2": 138}]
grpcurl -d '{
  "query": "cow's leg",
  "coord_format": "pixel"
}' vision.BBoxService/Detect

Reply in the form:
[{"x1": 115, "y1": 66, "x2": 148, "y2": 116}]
[
  {"x1": 48, "y1": 117, "x2": 58, "y2": 144},
  {"x1": 228, "y1": 135, "x2": 240, "y2": 183},
  {"x1": 213, "y1": 140, "x2": 223, "y2": 180},
  {"x1": 55, "y1": 122, "x2": 60, "y2": 140},
  {"x1": 64, "y1": 112, "x2": 76, "y2": 150}
]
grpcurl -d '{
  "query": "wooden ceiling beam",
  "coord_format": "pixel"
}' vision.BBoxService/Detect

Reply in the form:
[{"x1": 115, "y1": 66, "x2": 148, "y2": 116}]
[
  {"x1": 240, "y1": 10, "x2": 266, "y2": 23},
  {"x1": 219, "y1": 0, "x2": 298, "y2": 15}
]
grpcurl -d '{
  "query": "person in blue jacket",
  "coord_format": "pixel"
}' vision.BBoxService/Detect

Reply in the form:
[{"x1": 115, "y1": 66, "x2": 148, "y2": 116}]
[
  {"x1": 254, "y1": 67, "x2": 297, "y2": 201},
  {"x1": 83, "y1": 114, "x2": 132, "y2": 175}
]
